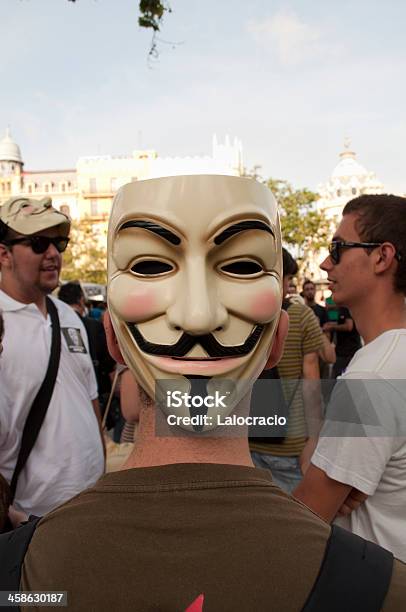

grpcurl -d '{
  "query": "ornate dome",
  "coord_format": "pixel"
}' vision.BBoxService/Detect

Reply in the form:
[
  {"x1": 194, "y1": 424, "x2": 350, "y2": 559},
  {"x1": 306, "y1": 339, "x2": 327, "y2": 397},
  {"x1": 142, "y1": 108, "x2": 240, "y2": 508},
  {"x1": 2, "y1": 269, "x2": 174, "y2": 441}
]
[
  {"x1": 317, "y1": 138, "x2": 384, "y2": 213},
  {"x1": 0, "y1": 128, "x2": 23, "y2": 163},
  {"x1": 331, "y1": 138, "x2": 368, "y2": 180}
]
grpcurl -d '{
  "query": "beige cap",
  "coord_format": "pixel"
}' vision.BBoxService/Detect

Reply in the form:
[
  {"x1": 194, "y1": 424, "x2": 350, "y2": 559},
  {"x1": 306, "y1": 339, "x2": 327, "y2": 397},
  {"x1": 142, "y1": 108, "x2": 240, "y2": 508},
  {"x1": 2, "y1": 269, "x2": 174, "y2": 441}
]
[{"x1": 0, "y1": 197, "x2": 70, "y2": 238}]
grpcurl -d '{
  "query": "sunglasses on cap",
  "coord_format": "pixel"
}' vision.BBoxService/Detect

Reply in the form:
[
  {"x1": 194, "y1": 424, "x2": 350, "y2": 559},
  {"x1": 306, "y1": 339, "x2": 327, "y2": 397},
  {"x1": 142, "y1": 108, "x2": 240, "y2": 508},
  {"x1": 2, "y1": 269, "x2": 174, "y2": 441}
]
[
  {"x1": 328, "y1": 240, "x2": 402, "y2": 265},
  {"x1": 3, "y1": 236, "x2": 70, "y2": 254}
]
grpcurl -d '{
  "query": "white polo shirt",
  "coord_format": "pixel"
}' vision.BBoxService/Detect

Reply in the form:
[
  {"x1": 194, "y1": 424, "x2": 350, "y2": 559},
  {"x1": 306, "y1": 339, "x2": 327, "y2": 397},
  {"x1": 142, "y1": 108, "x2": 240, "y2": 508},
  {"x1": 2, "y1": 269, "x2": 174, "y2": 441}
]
[{"x1": 0, "y1": 291, "x2": 104, "y2": 516}]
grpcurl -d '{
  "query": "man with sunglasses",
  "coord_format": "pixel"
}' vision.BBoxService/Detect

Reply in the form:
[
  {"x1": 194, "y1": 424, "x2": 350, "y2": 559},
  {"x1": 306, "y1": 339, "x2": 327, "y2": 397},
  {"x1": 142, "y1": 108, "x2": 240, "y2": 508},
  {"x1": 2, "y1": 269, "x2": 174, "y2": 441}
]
[
  {"x1": 295, "y1": 194, "x2": 406, "y2": 562},
  {"x1": 0, "y1": 197, "x2": 104, "y2": 519}
]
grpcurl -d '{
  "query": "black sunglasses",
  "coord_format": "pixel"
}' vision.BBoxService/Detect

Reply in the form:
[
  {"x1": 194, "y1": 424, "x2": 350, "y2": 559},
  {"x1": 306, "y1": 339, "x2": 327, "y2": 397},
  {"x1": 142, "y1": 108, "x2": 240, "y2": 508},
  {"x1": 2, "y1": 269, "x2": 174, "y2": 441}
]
[
  {"x1": 328, "y1": 241, "x2": 402, "y2": 265},
  {"x1": 3, "y1": 236, "x2": 70, "y2": 254}
]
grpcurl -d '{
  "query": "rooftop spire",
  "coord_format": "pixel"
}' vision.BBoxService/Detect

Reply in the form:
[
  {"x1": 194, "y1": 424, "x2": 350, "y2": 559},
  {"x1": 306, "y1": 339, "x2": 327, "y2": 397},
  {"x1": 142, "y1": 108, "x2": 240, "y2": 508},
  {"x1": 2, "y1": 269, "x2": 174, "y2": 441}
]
[{"x1": 339, "y1": 136, "x2": 356, "y2": 160}]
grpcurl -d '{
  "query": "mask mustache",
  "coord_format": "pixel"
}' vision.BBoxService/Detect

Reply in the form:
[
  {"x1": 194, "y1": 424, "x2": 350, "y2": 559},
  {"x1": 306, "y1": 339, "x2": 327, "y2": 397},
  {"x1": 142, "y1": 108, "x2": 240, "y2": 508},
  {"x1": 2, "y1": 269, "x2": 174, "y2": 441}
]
[{"x1": 127, "y1": 323, "x2": 264, "y2": 358}]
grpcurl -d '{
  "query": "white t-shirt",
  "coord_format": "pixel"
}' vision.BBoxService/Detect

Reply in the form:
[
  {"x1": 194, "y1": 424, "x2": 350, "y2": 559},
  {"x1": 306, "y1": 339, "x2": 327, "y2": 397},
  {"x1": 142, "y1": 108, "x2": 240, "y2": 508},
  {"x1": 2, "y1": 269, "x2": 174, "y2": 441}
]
[
  {"x1": 312, "y1": 329, "x2": 406, "y2": 562},
  {"x1": 0, "y1": 291, "x2": 104, "y2": 516}
]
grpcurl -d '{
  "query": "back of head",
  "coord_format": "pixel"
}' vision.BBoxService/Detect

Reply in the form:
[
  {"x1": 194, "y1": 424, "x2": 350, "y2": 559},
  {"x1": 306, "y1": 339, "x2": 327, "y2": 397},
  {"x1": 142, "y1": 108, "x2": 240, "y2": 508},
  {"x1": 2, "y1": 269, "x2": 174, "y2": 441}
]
[
  {"x1": 58, "y1": 282, "x2": 84, "y2": 306},
  {"x1": 343, "y1": 194, "x2": 406, "y2": 295},
  {"x1": 282, "y1": 247, "x2": 298, "y2": 278}
]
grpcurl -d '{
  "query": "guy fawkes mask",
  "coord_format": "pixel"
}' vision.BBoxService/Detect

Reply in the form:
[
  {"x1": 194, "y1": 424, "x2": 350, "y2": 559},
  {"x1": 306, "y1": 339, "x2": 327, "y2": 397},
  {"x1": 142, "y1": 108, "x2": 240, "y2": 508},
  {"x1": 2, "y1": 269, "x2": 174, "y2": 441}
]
[{"x1": 108, "y1": 175, "x2": 282, "y2": 431}]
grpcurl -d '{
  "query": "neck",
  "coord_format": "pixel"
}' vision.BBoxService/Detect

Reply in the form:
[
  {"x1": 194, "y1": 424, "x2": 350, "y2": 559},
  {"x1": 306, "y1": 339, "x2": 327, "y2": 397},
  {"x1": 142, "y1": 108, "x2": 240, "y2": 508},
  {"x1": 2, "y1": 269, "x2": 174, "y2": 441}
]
[
  {"x1": 0, "y1": 279, "x2": 47, "y2": 317},
  {"x1": 123, "y1": 399, "x2": 254, "y2": 470},
  {"x1": 305, "y1": 298, "x2": 315, "y2": 307},
  {"x1": 349, "y1": 290, "x2": 406, "y2": 344}
]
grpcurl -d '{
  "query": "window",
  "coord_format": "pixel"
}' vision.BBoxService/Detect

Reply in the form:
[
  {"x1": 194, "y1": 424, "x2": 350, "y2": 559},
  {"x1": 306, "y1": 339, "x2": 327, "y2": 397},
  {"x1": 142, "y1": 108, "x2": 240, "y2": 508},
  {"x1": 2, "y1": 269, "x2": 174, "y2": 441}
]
[
  {"x1": 61, "y1": 183, "x2": 66, "y2": 192},
  {"x1": 89, "y1": 178, "x2": 97, "y2": 193},
  {"x1": 90, "y1": 199, "x2": 98, "y2": 216},
  {"x1": 28, "y1": 184, "x2": 33, "y2": 193},
  {"x1": 337, "y1": 189, "x2": 341, "y2": 197},
  {"x1": 44, "y1": 184, "x2": 49, "y2": 193},
  {"x1": 351, "y1": 187, "x2": 357, "y2": 195}
]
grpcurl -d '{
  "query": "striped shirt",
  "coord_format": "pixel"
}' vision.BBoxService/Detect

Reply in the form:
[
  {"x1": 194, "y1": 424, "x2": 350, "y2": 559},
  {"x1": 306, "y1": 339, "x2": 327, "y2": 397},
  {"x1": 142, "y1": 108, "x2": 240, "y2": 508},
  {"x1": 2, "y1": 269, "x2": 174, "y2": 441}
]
[{"x1": 250, "y1": 302, "x2": 324, "y2": 457}]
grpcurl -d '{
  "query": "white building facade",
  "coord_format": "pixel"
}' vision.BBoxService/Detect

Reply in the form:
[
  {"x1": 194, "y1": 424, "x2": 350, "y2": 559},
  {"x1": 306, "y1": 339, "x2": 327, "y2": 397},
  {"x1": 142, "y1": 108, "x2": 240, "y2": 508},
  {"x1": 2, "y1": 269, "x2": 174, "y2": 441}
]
[{"x1": 0, "y1": 130, "x2": 244, "y2": 232}]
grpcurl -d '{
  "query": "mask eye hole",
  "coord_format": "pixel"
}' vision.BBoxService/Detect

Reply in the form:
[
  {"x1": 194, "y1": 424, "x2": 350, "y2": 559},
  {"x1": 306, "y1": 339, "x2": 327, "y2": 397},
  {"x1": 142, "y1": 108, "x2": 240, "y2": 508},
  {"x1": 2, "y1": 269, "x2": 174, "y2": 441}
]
[
  {"x1": 131, "y1": 260, "x2": 174, "y2": 276},
  {"x1": 220, "y1": 260, "x2": 263, "y2": 276}
]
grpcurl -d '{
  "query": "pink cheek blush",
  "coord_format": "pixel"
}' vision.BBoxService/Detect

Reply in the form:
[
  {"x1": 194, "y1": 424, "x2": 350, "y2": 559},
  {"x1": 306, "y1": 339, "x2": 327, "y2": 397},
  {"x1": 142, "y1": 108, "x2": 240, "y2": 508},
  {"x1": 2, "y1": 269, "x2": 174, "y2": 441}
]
[
  {"x1": 120, "y1": 290, "x2": 157, "y2": 321},
  {"x1": 250, "y1": 290, "x2": 280, "y2": 322}
]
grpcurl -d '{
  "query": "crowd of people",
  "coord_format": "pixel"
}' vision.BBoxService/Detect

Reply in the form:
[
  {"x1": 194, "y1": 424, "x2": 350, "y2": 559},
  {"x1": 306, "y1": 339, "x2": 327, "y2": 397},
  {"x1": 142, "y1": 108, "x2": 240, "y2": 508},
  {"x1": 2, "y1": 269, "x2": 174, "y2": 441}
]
[{"x1": 0, "y1": 179, "x2": 405, "y2": 610}]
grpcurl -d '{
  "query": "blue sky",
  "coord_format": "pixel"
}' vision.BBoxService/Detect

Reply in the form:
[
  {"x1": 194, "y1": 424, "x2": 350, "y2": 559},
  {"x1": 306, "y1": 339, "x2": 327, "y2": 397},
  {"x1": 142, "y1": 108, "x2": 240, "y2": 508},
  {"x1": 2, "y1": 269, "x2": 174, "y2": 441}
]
[{"x1": 1, "y1": 0, "x2": 406, "y2": 193}]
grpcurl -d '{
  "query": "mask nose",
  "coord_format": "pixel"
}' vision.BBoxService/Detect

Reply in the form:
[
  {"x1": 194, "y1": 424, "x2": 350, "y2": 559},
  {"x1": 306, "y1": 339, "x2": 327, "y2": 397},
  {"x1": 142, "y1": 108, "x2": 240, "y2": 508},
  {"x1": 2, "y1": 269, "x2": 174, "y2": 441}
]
[{"x1": 167, "y1": 256, "x2": 228, "y2": 336}]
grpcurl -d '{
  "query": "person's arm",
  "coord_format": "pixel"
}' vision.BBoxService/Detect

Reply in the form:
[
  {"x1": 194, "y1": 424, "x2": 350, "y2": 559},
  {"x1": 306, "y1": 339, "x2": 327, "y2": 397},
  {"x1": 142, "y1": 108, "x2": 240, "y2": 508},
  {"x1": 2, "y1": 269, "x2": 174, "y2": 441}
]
[
  {"x1": 300, "y1": 351, "x2": 323, "y2": 473},
  {"x1": 92, "y1": 398, "x2": 106, "y2": 458},
  {"x1": 293, "y1": 464, "x2": 353, "y2": 522},
  {"x1": 323, "y1": 318, "x2": 354, "y2": 333},
  {"x1": 318, "y1": 333, "x2": 336, "y2": 364}
]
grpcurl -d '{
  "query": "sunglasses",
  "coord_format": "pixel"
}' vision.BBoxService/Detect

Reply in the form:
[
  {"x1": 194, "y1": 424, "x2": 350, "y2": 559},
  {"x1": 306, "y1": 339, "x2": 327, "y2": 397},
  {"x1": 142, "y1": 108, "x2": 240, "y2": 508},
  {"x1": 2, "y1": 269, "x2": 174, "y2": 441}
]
[
  {"x1": 3, "y1": 236, "x2": 70, "y2": 254},
  {"x1": 328, "y1": 241, "x2": 402, "y2": 265}
]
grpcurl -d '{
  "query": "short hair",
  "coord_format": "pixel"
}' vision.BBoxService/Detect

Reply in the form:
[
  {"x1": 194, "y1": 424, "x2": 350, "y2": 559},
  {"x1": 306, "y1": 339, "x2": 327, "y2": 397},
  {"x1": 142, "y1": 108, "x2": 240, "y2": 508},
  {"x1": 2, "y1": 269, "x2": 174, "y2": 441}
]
[
  {"x1": 58, "y1": 282, "x2": 84, "y2": 305},
  {"x1": 343, "y1": 194, "x2": 406, "y2": 294},
  {"x1": 282, "y1": 247, "x2": 298, "y2": 278},
  {"x1": 302, "y1": 279, "x2": 315, "y2": 289}
]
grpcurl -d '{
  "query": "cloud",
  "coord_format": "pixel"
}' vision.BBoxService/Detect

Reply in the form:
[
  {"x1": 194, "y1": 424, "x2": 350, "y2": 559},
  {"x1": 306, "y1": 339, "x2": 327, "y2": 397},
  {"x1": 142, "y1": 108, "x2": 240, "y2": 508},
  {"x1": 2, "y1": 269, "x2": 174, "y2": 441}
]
[{"x1": 248, "y1": 9, "x2": 340, "y2": 66}]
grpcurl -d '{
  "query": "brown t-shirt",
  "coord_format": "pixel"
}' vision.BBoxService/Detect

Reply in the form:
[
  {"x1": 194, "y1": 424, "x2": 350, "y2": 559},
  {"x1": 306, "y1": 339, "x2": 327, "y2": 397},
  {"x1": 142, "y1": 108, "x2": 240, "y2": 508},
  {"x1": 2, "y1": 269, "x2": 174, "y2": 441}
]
[{"x1": 21, "y1": 463, "x2": 406, "y2": 611}]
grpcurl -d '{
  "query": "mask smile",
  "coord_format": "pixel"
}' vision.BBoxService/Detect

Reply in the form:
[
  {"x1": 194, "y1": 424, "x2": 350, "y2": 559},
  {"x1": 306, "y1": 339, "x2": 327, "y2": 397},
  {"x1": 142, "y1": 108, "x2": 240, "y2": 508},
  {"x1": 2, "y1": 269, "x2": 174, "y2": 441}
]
[{"x1": 126, "y1": 322, "x2": 264, "y2": 358}]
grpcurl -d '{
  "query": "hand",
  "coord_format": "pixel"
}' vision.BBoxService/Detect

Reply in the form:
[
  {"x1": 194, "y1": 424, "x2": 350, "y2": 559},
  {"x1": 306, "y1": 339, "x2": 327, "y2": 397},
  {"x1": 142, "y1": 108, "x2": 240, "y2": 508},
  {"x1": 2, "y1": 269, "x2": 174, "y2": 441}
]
[
  {"x1": 8, "y1": 505, "x2": 28, "y2": 528},
  {"x1": 322, "y1": 322, "x2": 335, "y2": 332},
  {"x1": 337, "y1": 489, "x2": 368, "y2": 516}
]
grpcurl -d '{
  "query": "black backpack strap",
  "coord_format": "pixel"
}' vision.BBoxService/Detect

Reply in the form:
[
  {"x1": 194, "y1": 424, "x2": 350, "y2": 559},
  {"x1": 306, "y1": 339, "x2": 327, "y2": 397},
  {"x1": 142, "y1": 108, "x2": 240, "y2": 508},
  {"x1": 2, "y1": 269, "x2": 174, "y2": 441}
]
[
  {"x1": 0, "y1": 516, "x2": 41, "y2": 599},
  {"x1": 10, "y1": 297, "x2": 61, "y2": 501},
  {"x1": 302, "y1": 525, "x2": 394, "y2": 612}
]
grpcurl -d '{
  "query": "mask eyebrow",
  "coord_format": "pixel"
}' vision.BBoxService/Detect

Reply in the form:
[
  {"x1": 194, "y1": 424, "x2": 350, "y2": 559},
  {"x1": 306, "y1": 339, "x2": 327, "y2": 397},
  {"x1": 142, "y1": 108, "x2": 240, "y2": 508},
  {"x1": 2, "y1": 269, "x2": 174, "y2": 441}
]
[
  {"x1": 214, "y1": 220, "x2": 274, "y2": 246},
  {"x1": 118, "y1": 220, "x2": 181, "y2": 245}
]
